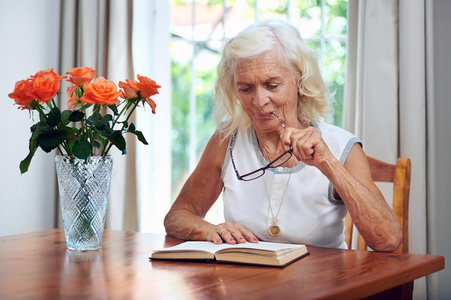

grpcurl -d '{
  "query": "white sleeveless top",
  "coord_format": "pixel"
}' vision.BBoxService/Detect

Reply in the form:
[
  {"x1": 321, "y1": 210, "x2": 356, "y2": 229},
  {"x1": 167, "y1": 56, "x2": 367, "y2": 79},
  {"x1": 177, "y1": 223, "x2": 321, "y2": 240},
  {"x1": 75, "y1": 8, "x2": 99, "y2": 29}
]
[{"x1": 221, "y1": 121, "x2": 362, "y2": 249}]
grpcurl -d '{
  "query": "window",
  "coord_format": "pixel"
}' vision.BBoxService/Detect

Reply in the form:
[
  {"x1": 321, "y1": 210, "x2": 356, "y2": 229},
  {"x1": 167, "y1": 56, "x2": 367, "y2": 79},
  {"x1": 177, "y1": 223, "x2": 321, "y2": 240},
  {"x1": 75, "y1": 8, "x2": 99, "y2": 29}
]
[{"x1": 170, "y1": 0, "x2": 348, "y2": 209}]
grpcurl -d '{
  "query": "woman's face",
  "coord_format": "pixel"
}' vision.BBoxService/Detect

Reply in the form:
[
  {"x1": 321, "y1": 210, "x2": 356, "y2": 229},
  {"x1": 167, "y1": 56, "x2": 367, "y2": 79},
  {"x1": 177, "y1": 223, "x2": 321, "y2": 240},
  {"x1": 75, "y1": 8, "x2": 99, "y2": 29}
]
[{"x1": 234, "y1": 50, "x2": 299, "y2": 133}]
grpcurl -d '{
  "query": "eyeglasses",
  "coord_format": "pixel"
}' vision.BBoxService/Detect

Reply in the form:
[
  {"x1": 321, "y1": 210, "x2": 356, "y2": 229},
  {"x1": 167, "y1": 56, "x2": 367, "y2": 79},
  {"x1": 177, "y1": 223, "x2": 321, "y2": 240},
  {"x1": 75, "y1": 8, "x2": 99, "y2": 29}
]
[{"x1": 229, "y1": 131, "x2": 293, "y2": 181}]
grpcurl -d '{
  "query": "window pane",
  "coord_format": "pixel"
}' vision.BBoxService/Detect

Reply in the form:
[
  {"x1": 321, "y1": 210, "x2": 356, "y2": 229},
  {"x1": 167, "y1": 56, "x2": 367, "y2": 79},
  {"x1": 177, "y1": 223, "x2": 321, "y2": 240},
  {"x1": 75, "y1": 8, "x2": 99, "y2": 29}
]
[
  {"x1": 224, "y1": 1, "x2": 254, "y2": 38},
  {"x1": 325, "y1": 39, "x2": 346, "y2": 127},
  {"x1": 195, "y1": 48, "x2": 218, "y2": 155},
  {"x1": 170, "y1": 44, "x2": 191, "y2": 195},
  {"x1": 257, "y1": 0, "x2": 288, "y2": 20},
  {"x1": 291, "y1": 0, "x2": 322, "y2": 38},
  {"x1": 325, "y1": 0, "x2": 348, "y2": 35},
  {"x1": 304, "y1": 40, "x2": 321, "y2": 52}
]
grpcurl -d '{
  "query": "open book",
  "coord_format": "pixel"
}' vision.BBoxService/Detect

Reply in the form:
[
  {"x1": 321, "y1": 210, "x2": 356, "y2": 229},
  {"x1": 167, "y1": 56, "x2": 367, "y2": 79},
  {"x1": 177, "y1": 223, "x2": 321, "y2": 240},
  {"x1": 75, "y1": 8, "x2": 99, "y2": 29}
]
[{"x1": 150, "y1": 241, "x2": 309, "y2": 267}]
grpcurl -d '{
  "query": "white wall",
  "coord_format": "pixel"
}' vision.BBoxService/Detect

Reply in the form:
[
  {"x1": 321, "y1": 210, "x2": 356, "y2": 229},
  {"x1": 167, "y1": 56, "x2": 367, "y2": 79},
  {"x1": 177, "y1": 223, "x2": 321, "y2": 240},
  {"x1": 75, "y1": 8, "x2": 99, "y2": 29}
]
[{"x1": 0, "y1": 0, "x2": 60, "y2": 236}]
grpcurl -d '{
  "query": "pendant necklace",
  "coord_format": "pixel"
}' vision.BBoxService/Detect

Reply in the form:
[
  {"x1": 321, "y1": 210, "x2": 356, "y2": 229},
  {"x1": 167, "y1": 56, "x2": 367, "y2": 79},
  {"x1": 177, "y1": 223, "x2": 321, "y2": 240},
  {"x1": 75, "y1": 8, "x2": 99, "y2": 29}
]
[{"x1": 262, "y1": 162, "x2": 293, "y2": 237}]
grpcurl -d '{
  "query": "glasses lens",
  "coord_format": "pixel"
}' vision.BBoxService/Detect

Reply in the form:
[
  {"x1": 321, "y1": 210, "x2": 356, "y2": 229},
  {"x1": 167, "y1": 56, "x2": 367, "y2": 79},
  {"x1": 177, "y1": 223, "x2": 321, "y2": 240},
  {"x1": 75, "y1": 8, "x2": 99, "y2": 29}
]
[
  {"x1": 241, "y1": 169, "x2": 265, "y2": 181},
  {"x1": 269, "y1": 152, "x2": 292, "y2": 168}
]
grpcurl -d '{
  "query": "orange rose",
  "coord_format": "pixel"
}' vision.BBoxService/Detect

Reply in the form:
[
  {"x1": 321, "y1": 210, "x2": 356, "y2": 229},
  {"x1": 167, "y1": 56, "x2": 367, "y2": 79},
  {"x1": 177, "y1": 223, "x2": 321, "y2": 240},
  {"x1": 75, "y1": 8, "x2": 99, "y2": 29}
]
[
  {"x1": 26, "y1": 68, "x2": 66, "y2": 103},
  {"x1": 66, "y1": 67, "x2": 96, "y2": 87},
  {"x1": 8, "y1": 79, "x2": 34, "y2": 110},
  {"x1": 119, "y1": 80, "x2": 138, "y2": 99},
  {"x1": 66, "y1": 85, "x2": 80, "y2": 110},
  {"x1": 127, "y1": 74, "x2": 161, "y2": 98},
  {"x1": 80, "y1": 76, "x2": 122, "y2": 105},
  {"x1": 144, "y1": 97, "x2": 157, "y2": 114}
]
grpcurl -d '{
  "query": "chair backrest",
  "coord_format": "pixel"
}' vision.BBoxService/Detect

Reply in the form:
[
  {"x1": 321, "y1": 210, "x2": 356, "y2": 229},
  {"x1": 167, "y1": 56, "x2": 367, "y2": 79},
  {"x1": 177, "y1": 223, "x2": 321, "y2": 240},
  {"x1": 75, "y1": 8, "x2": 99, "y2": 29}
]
[{"x1": 344, "y1": 156, "x2": 411, "y2": 254}]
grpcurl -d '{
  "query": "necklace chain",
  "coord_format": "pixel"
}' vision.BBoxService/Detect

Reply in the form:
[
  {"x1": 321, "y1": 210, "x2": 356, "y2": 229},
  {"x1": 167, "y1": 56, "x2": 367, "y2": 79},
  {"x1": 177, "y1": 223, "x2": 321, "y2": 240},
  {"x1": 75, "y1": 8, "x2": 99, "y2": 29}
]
[
  {"x1": 261, "y1": 159, "x2": 293, "y2": 236},
  {"x1": 256, "y1": 116, "x2": 293, "y2": 236}
]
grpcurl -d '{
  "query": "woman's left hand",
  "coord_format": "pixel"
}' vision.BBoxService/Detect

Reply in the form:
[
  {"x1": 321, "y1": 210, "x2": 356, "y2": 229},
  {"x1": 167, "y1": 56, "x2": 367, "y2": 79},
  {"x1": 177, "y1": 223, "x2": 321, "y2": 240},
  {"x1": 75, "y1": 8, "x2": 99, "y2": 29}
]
[{"x1": 280, "y1": 126, "x2": 334, "y2": 169}]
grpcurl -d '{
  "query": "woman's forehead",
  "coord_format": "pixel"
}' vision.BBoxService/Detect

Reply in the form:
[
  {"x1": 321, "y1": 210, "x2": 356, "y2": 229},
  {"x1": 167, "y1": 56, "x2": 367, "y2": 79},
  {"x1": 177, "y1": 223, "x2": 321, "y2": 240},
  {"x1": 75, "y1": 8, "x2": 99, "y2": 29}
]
[{"x1": 234, "y1": 53, "x2": 290, "y2": 82}]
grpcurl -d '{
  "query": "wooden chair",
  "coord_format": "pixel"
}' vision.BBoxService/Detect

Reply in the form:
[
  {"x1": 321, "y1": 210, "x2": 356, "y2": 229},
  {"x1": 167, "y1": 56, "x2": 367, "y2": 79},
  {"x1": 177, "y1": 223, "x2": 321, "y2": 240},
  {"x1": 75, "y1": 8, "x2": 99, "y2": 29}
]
[{"x1": 344, "y1": 156, "x2": 411, "y2": 254}]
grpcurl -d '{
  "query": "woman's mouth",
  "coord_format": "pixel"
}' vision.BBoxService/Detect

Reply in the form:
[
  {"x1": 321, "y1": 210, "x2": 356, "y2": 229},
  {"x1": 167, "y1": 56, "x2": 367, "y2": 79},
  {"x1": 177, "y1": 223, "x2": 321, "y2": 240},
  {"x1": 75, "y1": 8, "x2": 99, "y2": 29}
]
[{"x1": 256, "y1": 112, "x2": 274, "y2": 118}]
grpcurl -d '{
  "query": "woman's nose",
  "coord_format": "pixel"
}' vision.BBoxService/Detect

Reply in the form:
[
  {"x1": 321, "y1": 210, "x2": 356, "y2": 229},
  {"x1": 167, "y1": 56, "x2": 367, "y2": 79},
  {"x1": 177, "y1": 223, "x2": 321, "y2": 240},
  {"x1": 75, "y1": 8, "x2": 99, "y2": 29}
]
[{"x1": 252, "y1": 87, "x2": 270, "y2": 107}]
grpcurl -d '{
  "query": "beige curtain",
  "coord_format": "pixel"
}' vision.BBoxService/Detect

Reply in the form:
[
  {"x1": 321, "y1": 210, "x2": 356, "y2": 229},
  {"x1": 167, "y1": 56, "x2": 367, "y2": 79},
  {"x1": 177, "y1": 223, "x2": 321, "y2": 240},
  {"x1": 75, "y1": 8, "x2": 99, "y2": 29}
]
[
  {"x1": 344, "y1": 0, "x2": 434, "y2": 298},
  {"x1": 58, "y1": 0, "x2": 138, "y2": 231}
]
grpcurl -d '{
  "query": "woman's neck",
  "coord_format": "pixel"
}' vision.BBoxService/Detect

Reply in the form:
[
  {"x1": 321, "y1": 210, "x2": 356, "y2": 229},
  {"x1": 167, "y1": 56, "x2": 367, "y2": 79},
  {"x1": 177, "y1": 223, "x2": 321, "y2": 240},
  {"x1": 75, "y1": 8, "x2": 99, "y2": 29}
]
[
  {"x1": 256, "y1": 131, "x2": 285, "y2": 161},
  {"x1": 254, "y1": 119, "x2": 310, "y2": 165}
]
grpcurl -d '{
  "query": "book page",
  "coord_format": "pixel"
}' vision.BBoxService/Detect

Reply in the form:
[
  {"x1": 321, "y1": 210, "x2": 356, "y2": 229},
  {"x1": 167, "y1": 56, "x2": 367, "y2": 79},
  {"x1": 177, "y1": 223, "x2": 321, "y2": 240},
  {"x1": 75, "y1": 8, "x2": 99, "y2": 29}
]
[
  {"x1": 220, "y1": 241, "x2": 304, "y2": 252},
  {"x1": 153, "y1": 241, "x2": 235, "y2": 254},
  {"x1": 154, "y1": 241, "x2": 304, "y2": 254}
]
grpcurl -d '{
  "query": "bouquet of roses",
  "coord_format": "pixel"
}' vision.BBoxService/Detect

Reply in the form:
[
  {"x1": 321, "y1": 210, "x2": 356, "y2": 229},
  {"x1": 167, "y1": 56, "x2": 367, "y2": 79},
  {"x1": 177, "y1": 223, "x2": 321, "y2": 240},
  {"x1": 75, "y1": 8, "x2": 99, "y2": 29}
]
[{"x1": 8, "y1": 67, "x2": 161, "y2": 174}]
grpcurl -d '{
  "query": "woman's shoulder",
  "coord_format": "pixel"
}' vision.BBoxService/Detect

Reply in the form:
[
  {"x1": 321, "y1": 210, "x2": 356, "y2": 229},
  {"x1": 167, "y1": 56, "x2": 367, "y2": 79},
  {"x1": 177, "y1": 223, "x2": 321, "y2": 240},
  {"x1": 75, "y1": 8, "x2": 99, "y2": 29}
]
[
  {"x1": 314, "y1": 120, "x2": 362, "y2": 150},
  {"x1": 315, "y1": 120, "x2": 358, "y2": 139},
  {"x1": 199, "y1": 127, "x2": 231, "y2": 164}
]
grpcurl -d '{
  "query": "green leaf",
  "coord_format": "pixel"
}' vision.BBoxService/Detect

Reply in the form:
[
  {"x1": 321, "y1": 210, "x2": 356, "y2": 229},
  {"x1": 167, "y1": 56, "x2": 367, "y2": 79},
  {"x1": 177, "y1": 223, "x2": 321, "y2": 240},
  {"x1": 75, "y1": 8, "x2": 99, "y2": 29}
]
[
  {"x1": 96, "y1": 114, "x2": 112, "y2": 130},
  {"x1": 94, "y1": 133, "x2": 108, "y2": 147},
  {"x1": 109, "y1": 131, "x2": 127, "y2": 153},
  {"x1": 36, "y1": 129, "x2": 69, "y2": 151},
  {"x1": 92, "y1": 140, "x2": 101, "y2": 149},
  {"x1": 129, "y1": 130, "x2": 148, "y2": 145},
  {"x1": 19, "y1": 123, "x2": 42, "y2": 174},
  {"x1": 30, "y1": 122, "x2": 43, "y2": 134},
  {"x1": 20, "y1": 148, "x2": 37, "y2": 174},
  {"x1": 69, "y1": 110, "x2": 84, "y2": 122},
  {"x1": 128, "y1": 123, "x2": 136, "y2": 132},
  {"x1": 61, "y1": 110, "x2": 72, "y2": 125},
  {"x1": 47, "y1": 107, "x2": 61, "y2": 127},
  {"x1": 39, "y1": 111, "x2": 46, "y2": 123},
  {"x1": 30, "y1": 123, "x2": 42, "y2": 144},
  {"x1": 72, "y1": 140, "x2": 92, "y2": 159},
  {"x1": 101, "y1": 114, "x2": 113, "y2": 123},
  {"x1": 81, "y1": 103, "x2": 93, "y2": 110},
  {"x1": 61, "y1": 126, "x2": 76, "y2": 138},
  {"x1": 108, "y1": 104, "x2": 118, "y2": 115},
  {"x1": 98, "y1": 126, "x2": 112, "y2": 140},
  {"x1": 87, "y1": 114, "x2": 97, "y2": 124}
]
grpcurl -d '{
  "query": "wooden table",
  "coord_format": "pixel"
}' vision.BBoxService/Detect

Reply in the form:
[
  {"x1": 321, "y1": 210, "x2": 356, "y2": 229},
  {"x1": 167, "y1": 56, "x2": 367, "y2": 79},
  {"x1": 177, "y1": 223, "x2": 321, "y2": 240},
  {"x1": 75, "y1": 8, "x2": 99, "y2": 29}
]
[{"x1": 0, "y1": 229, "x2": 444, "y2": 299}]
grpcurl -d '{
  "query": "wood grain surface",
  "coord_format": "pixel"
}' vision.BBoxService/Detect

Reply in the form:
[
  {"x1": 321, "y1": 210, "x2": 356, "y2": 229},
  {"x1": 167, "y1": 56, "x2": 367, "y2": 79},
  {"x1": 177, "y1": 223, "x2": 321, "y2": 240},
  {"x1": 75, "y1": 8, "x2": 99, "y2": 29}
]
[{"x1": 0, "y1": 229, "x2": 444, "y2": 299}]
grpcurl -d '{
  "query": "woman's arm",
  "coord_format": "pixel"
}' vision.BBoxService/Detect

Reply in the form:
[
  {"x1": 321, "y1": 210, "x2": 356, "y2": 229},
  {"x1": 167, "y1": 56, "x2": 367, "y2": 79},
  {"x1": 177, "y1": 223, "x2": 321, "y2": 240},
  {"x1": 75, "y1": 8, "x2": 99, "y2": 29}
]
[
  {"x1": 281, "y1": 127, "x2": 402, "y2": 252},
  {"x1": 326, "y1": 144, "x2": 402, "y2": 252},
  {"x1": 164, "y1": 130, "x2": 258, "y2": 244}
]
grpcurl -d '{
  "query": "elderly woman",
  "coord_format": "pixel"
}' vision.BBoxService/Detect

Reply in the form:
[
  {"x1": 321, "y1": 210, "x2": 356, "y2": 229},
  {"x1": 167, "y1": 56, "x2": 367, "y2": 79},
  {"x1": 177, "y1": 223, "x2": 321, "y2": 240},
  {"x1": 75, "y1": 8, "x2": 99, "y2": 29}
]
[{"x1": 164, "y1": 20, "x2": 402, "y2": 252}]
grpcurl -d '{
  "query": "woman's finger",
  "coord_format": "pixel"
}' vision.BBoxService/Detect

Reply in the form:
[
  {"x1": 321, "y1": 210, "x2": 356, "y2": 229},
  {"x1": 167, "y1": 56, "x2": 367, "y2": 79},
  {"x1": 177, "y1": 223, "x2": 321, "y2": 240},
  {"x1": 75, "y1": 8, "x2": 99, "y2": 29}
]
[
  {"x1": 219, "y1": 229, "x2": 238, "y2": 244},
  {"x1": 215, "y1": 224, "x2": 238, "y2": 244},
  {"x1": 239, "y1": 228, "x2": 259, "y2": 243},
  {"x1": 215, "y1": 222, "x2": 258, "y2": 244}
]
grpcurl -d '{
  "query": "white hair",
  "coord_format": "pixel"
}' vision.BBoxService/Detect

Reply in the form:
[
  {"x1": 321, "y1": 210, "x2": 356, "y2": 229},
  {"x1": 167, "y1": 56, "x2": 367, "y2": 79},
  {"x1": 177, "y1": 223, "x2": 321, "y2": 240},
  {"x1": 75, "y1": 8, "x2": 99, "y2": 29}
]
[{"x1": 213, "y1": 19, "x2": 332, "y2": 139}]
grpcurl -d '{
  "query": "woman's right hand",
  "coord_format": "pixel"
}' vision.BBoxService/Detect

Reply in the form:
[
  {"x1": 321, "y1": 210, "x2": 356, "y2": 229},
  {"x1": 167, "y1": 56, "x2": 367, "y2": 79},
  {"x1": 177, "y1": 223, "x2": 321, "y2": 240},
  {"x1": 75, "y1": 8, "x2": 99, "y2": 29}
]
[
  {"x1": 165, "y1": 130, "x2": 258, "y2": 244},
  {"x1": 212, "y1": 221, "x2": 259, "y2": 244}
]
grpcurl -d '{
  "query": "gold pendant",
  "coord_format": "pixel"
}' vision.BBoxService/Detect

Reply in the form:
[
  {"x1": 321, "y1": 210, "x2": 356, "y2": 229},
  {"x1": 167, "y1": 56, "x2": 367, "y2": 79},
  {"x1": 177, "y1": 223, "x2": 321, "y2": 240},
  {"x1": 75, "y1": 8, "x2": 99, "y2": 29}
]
[{"x1": 268, "y1": 224, "x2": 281, "y2": 237}]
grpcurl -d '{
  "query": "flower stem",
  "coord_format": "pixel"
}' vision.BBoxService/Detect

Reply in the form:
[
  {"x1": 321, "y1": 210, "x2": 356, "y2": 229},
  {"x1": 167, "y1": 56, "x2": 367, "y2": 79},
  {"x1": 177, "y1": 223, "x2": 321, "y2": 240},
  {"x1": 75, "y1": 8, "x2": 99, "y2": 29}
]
[{"x1": 102, "y1": 99, "x2": 139, "y2": 156}]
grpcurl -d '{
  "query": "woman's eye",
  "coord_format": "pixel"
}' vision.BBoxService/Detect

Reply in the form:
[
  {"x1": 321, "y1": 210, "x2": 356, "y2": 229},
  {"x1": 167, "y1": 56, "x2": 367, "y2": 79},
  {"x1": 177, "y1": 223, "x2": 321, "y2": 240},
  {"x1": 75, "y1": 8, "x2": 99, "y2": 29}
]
[
  {"x1": 267, "y1": 84, "x2": 279, "y2": 90},
  {"x1": 238, "y1": 87, "x2": 252, "y2": 93}
]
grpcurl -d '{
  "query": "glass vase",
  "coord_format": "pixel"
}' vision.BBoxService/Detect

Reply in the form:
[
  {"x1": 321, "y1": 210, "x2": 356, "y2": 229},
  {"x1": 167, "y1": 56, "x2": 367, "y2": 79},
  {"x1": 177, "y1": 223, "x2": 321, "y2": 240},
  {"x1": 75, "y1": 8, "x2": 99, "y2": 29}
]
[{"x1": 55, "y1": 155, "x2": 113, "y2": 251}]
